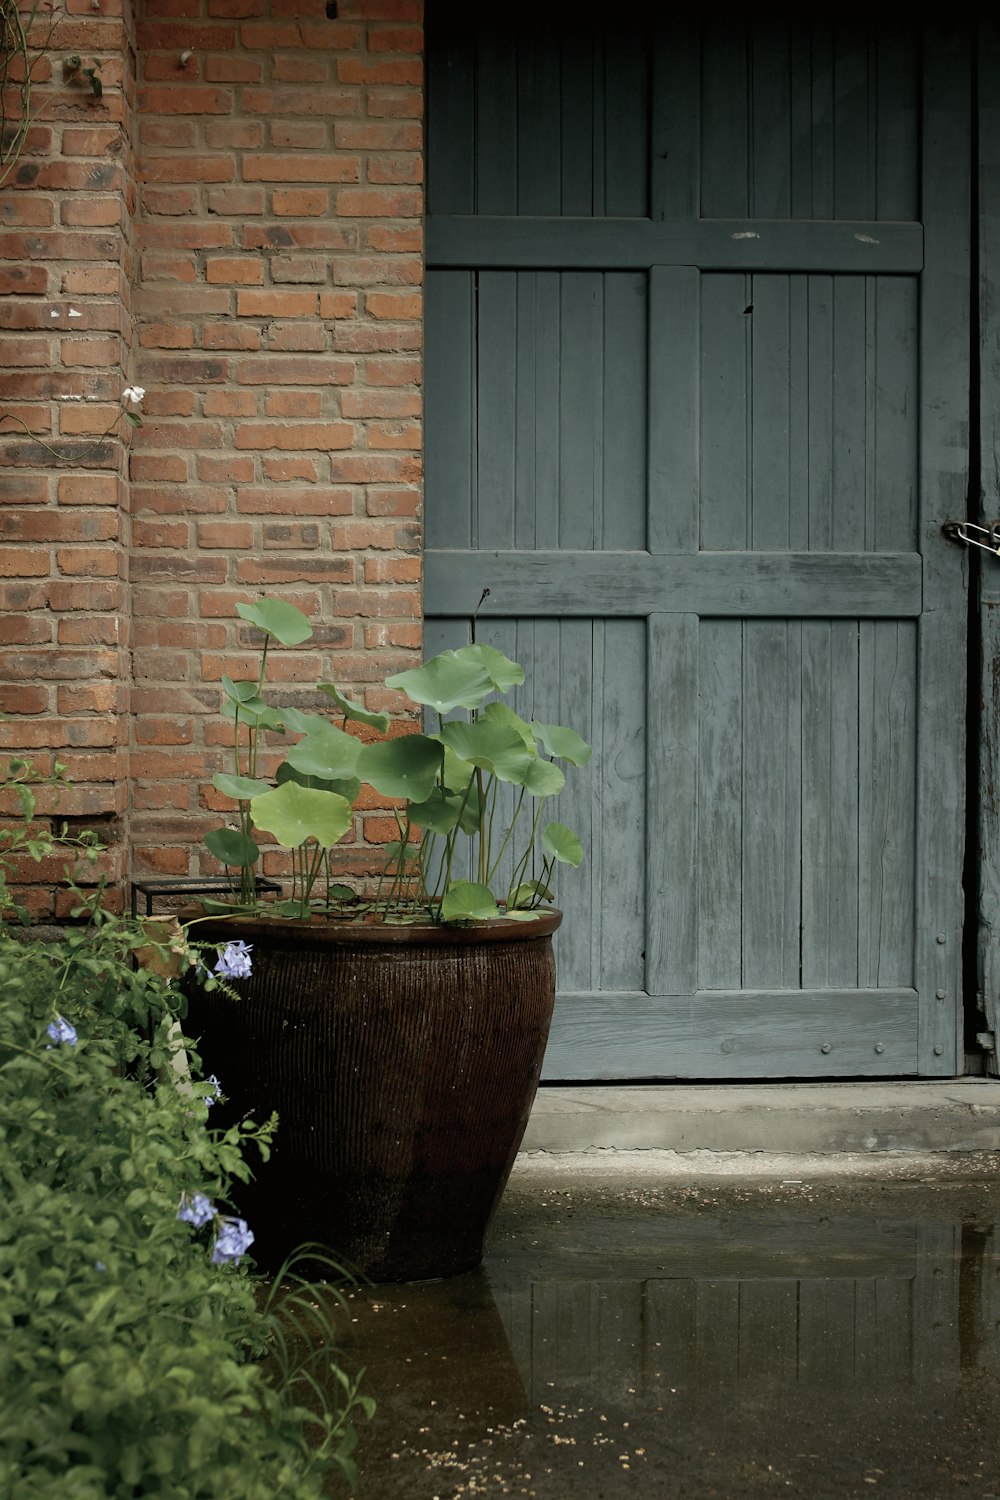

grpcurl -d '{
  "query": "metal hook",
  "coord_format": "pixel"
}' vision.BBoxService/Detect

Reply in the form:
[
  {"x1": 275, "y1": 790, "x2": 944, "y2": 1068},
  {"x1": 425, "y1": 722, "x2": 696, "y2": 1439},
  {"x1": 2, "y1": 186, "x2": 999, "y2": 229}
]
[{"x1": 941, "y1": 520, "x2": 1000, "y2": 556}]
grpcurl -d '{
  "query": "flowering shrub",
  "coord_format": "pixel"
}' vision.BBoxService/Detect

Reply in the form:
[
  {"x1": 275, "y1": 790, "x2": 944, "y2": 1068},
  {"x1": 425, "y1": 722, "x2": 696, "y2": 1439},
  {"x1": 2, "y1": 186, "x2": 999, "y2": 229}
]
[{"x1": 0, "y1": 903, "x2": 372, "y2": 1497}]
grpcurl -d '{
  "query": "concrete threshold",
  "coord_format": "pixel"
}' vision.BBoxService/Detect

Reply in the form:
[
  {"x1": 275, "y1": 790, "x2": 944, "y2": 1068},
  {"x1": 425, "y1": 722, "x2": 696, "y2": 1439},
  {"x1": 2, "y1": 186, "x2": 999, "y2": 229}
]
[{"x1": 520, "y1": 1078, "x2": 1000, "y2": 1155}]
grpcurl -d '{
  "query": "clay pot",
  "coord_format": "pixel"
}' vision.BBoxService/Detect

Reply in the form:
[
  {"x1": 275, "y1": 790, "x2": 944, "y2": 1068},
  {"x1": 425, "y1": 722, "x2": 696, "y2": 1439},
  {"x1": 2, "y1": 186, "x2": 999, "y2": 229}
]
[{"x1": 181, "y1": 909, "x2": 560, "y2": 1281}]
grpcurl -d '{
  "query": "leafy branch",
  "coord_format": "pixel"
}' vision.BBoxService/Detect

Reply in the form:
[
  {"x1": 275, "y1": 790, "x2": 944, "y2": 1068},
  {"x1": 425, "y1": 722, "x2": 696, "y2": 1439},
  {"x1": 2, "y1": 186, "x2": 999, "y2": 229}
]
[{"x1": 1, "y1": 0, "x2": 102, "y2": 191}]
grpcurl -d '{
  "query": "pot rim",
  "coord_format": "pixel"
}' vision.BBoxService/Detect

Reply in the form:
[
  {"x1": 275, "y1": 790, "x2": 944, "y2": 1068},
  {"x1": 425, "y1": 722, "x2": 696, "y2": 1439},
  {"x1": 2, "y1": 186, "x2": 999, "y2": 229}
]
[{"x1": 179, "y1": 905, "x2": 563, "y2": 947}]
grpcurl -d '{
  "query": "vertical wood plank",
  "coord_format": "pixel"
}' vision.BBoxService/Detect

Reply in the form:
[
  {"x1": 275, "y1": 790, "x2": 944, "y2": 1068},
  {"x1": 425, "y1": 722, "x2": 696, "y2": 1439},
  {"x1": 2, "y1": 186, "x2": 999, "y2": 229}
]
[
  {"x1": 749, "y1": 275, "x2": 790, "y2": 550},
  {"x1": 425, "y1": 270, "x2": 475, "y2": 550},
  {"x1": 700, "y1": 274, "x2": 750, "y2": 550},
  {"x1": 742, "y1": 621, "x2": 799, "y2": 988},
  {"x1": 476, "y1": 26, "x2": 517, "y2": 215},
  {"x1": 698, "y1": 620, "x2": 743, "y2": 989},
  {"x1": 603, "y1": 29, "x2": 649, "y2": 217},
  {"x1": 646, "y1": 614, "x2": 698, "y2": 996},
  {"x1": 425, "y1": 25, "x2": 475, "y2": 215},
  {"x1": 916, "y1": 27, "x2": 971, "y2": 1074},
  {"x1": 476, "y1": 272, "x2": 517, "y2": 549},
  {"x1": 750, "y1": 21, "x2": 791, "y2": 218},
  {"x1": 559, "y1": 273, "x2": 603, "y2": 549},
  {"x1": 649, "y1": 266, "x2": 700, "y2": 555},
  {"x1": 516, "y1": 31, "x2": 562, "y2": 215},
  {"x1": 978, "y1": 20, "x2": 1000, "y2": 1072},
  {"x1": 651, "y1": 21, "x2": 700, "y2": 221},
  {"x1": 700, "y1": 21, "x2": 749, "y2": 218},
  {"x1": 560, "y1": 32, "x2": 596, "y2": 216}
]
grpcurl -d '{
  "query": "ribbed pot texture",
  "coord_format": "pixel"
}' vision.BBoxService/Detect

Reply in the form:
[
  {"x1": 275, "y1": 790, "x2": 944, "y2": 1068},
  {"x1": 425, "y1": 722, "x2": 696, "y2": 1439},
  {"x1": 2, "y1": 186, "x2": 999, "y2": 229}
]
[{"x1": 181, "y1": 910, "x2": 560, "y2": 1281}]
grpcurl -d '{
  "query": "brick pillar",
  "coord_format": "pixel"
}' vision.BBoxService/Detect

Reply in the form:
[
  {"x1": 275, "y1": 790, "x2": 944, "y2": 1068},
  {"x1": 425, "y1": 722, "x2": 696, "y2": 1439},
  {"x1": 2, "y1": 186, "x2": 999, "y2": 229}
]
[
  {"x1": 0, "y1": 0, "x2": 138, "y2": 917},
  {"x1": 130, "y1": 0, "x2": 424, "y2": 884}
]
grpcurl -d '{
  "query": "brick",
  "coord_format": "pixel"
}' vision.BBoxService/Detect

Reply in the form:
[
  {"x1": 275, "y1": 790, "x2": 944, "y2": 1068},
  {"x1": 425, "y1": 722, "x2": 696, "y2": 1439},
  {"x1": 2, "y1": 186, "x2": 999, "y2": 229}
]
[
  {"x1": 196, "y1": 520, "x2": 254, "y2": 548},
  {"x1": 205, "y1": 256, "x2": 265, "y2": 285},
  {"x1": 243, "y1": 154, "x2": 360, "y2": 184},
  {"x1": 263, "y1": 391, "x2": 322, "y2": 418},
  {"x1": 318, "y1": 290, "x2": 358, "y2": 318},
  {"x1": 334, "y1": 186, "x2": 421, "y2": 217},
  {"x1": 138, "y1": 323, "x2": 196, "y2": 348},
  {"x1": 56, "y1": 547, "x2": 124, "y2": 578},
  {"x1": 262, "y1": 456, "x2": 319, "y2": 482},
  {"x1": 236, "y1": 487, "x2": 352, "y2": 515},
  {"x1": 207, "y1": 186, "x2": 266, "y2": 215},
  {"x1": 264, "y1": 324, "x2": 327, "y2": 351},
  {"x1": 237, "y1": 355, "x2": 353, "y2": 384},
  {"x1": 202, "y1": 390, "x2": 258, "y2": 416},
  {"x1": 138, "y1": 86, "x2": 235, "y2": 115},
  {"x1": 364, "y1": 554, "x2": 420, "y2": 583},
  {"x1": 262, "y1": 521, "x2": 321, "y2": 548},
  {"x1": 236, "y1": 289, "x2": 318, "y2": 318},
  {"x1": 57, "y1": 474, "x2": 122, "y2": 505},
  {"x1": 141, "y1": 155, "x2": 236, "y2": 184},
  {"x1": 57, "y1": 616, "x2": 126, "y2": 646},
  {"x1": 272, "y1": 187, "x2": 329, "y2": 217},
  {"x1": 271, "y1": 122, "x2": 328, "y2": 150},
  {"x1": 0, "y1": 266, "x2": 48, "y2": 295},
  {"x1": 235, "y1": 421, "x2": 352, "y2": 450}
]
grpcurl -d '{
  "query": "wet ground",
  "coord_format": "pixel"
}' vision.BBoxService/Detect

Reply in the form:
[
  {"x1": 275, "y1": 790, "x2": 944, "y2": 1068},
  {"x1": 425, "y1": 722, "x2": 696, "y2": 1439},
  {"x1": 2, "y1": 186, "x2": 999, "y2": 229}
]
[{"x1": 336, "y1": 1151, "x2": 1000, "y2": 1499}]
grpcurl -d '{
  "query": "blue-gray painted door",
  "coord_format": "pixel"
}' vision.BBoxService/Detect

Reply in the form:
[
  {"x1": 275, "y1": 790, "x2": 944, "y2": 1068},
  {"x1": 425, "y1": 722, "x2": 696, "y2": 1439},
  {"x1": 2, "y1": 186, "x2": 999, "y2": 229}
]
[{"x1": 424, "y1": 17, "x2": 971, "y2": 1078}]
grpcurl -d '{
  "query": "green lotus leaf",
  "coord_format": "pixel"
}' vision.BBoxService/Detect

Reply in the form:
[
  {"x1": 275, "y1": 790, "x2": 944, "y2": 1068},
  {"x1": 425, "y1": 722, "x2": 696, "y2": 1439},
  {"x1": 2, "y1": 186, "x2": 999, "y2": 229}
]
[
  {"x1": 250, "y1": 782, "x2": 352, "y2": 850},
  {"x1": 440, "y1": 743, "x2": 474, "y2": 792},
  {"x1": 222, "y1": 676, "x2": 261, "y2": 705},
  {"x1": 236, "y1": 597, "x2": 312, "y2": 646},
  {"x1": 531, "y1": 721, "x2": 593, "y2": 767},
  {"x1": 435, "y1": 718, "x2": 535, "y2": 785},
  {"x1": 481, "y1": 700, "x2": 536, "y2": 752},
  {"x1": 522, "y1": 757, "x2": 565, "y2": 797},
  {"x1": 212, "y1": 772, "x2": 272, "y2": 802},
  {"x1": 318, "y1": 682, "x2": 391, "y2": 734},
  {"x1": 455, "y1": 643, "x2": 525, "y2": 693},
  {"x1": 407, "y1": 788, "x2": 464, "y2": 835},
  {"x1": 441, "y1": 880, "x2": 500, "y2": 922},
  {"x1": 285, "y1": 721, "x2": 362, "y2": 781},
  {"x1": 204, "y1": 826, "x2": 259, "y2": 868},
  {"x1": 221, "y1": 695, "x2": 285, "y2": 731},
  {"x1": 542, "y1": 821, "x2": 584, "y2": 866},
  {"x1": 509, "y1": 878, "x2": 554, "y2": 907},
  {"x1": 385, "y1": 651, "x2": 494, "y2": 713},
  {"x1": 356, "y1": 734, "x2": 443, "y2": 802},
  {"x1": 278, "y1": 707, "x2": 325, "y2": 737},
  {"x1": 276, "y1": 762, "x2": 361, "y2": 804}
]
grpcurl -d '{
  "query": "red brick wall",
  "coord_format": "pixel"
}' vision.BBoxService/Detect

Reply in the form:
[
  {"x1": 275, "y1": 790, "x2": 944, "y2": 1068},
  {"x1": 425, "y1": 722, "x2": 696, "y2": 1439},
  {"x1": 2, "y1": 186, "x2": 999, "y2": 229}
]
[
  {"x1": 0, "y1": 0, "x2": 425, "y2": 911},
  {"x1": 0, "y1": 0, "x2": 138, "y2": 917}
]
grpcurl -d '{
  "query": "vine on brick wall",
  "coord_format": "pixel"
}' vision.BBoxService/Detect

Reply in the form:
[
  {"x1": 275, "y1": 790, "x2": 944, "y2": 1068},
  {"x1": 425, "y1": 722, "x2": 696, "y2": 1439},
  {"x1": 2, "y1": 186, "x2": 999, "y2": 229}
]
[{"x1": 1, "y1": 0, "x2": 102, "y2": 190}]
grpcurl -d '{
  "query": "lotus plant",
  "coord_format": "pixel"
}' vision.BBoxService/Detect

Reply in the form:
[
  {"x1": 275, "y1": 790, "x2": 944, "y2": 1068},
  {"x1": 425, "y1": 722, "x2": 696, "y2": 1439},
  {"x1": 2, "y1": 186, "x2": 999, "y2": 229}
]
[{"x1": 204, "y1": 597, "x2": 591, "y2": 923}]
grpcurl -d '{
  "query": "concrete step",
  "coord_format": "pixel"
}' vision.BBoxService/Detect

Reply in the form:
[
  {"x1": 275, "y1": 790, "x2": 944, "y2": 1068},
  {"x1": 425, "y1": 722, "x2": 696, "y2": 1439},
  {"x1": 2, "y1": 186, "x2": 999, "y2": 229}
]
[{"x1": 521, "y1": 1079, "x2": 1000, "y2": 1155}]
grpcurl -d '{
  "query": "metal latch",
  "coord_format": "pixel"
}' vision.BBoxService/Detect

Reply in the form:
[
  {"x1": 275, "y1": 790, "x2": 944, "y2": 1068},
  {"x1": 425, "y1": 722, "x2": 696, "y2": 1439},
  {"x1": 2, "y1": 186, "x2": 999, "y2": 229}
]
[{"x1": 942, "y1": 520, "x2": 1000, "y2": 555}]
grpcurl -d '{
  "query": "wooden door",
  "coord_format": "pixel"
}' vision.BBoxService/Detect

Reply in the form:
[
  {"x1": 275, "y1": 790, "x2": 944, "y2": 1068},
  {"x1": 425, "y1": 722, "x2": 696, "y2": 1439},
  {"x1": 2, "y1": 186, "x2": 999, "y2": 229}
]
[{"x1": 424, "y1": 15, "x2": 971, "y2": 1078}]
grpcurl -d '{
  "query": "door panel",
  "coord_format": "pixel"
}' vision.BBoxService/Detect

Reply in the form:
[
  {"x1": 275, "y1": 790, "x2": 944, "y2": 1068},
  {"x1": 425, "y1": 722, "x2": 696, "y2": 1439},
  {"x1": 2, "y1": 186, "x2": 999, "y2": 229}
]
[{"x1": 425, "y1": 14, "x2": 970, "y2": 1078}]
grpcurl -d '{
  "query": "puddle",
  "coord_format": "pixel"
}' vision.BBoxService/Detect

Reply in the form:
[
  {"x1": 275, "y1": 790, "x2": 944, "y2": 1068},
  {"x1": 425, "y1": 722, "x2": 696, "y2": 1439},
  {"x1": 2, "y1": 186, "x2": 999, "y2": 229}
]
[{"x1": 336, "y1": 1169, "x2": 1000, "y2": 1499}]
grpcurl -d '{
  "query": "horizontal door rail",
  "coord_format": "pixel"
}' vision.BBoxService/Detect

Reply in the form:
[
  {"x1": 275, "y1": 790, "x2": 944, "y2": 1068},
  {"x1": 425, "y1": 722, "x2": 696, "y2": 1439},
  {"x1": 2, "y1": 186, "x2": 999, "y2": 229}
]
[
  {"x1": 426, "y1": 549, "x2": 923, "y2": 618},
  {"x1": 425, "y1": 217, "x2": 924, "y2": 274}
]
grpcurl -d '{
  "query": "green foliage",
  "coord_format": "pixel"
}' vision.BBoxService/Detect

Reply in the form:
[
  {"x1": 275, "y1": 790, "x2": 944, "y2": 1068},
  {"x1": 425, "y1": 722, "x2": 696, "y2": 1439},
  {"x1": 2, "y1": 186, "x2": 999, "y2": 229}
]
[
  {"x1": 0, "y1": 757, "x2": 102, "y2": 927},
  {"x1": 0, "y1": 902, "x2": 372, "y2": 1497},
  {"x1": 206, "y1": 597, "x2": 593, "y2": 923}
]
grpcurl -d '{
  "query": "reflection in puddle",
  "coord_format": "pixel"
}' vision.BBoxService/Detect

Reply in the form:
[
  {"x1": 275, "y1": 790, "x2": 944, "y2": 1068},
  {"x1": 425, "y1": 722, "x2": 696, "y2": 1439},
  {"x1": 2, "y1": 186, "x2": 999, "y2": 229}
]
[{"x1": 340, "y1": 1204, "x2": 1000, "y2": 1497}]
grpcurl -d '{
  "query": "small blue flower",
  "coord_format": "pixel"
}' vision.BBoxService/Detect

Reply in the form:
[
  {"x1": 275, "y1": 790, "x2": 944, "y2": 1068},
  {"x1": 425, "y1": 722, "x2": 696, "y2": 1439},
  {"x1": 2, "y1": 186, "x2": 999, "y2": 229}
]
[
  {"x1": 214, "y1": 941, "x2": 253, "y2": 980},
  {"x1": 203, "y1": 1074, "x2": 222, "y2": 1108},
  {"x1": 46, "y1": 1016, "x2": 77, "y2": 1048},
  {"x1": 177, "y1": 1192, "x2": 216, "y2": 1229},
  {"x1": 212, "y1": 1217, "x2": 255, "y2": 1266},
  {"x1": 94, "y1": 1261, "x2": 107, "y2": 1273}
]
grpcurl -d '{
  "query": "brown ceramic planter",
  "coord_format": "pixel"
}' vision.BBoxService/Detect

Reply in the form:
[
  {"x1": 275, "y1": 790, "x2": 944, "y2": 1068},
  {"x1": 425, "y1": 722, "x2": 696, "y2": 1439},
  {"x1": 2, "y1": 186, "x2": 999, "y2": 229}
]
[{"x1": 181, "y1": 909, "x2": 561, "y2": 1282}]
